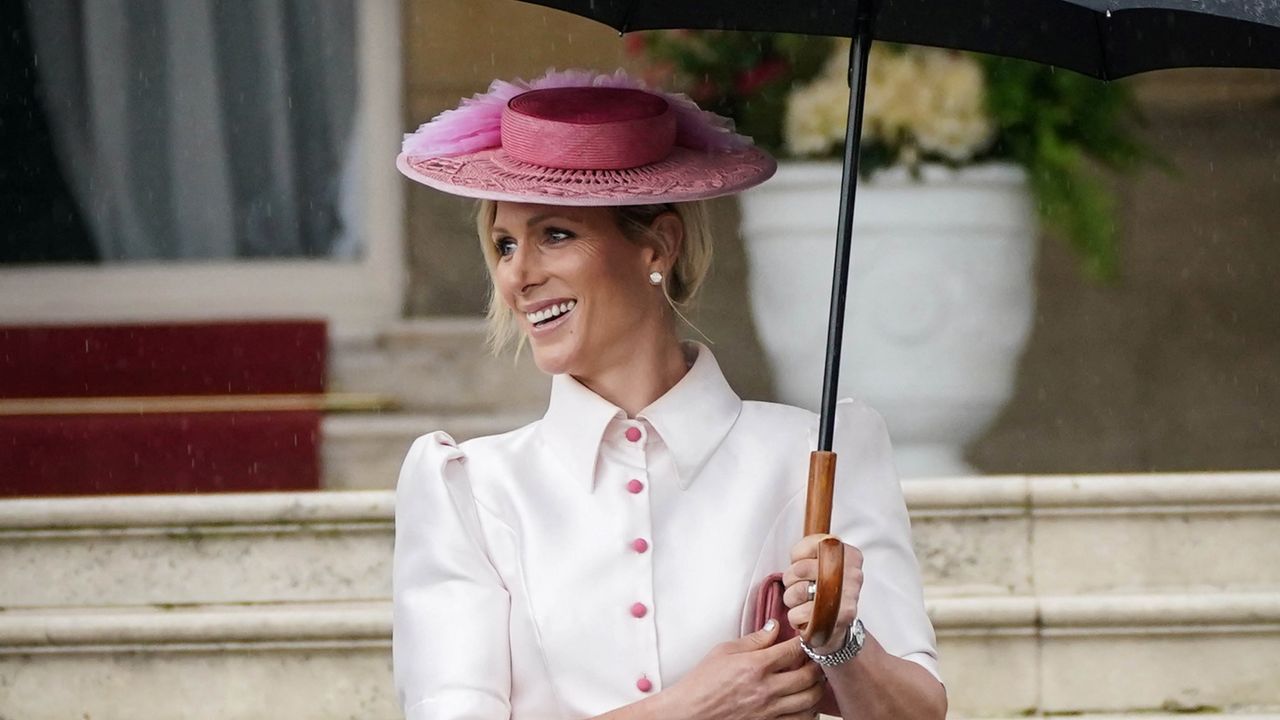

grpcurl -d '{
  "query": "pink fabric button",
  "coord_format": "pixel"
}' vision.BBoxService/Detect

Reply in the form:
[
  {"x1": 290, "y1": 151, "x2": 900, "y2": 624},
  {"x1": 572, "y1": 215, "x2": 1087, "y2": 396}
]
[
  {"x1": 626, "y1": 479, "x2": 644, "y2": 494},
  {"x1": 630, "y1": 602, "x2": 648, "y2": 618},
  {"x1": 636, "y1": 676, "x2": 653, "y2": 693},
  {"x1": 624, "y1": 427, "x2": 642, "y2": 442},
  {"x1": 632, "y1": 538, "x2": 649, "y2": 553}
]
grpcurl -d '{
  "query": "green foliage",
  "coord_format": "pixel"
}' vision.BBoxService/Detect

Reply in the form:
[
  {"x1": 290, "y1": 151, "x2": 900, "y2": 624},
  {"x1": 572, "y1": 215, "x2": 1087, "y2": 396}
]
[
  {"x1": 977, "y1": 55, "x2": 1161, "y2": 280},
  {"x1": 632, "y1": 31, "x2": 1166, "y2": 282}
]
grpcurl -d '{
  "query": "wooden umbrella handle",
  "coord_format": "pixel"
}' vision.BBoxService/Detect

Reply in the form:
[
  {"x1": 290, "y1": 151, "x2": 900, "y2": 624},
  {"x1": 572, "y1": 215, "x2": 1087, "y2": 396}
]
[{"x1": 801, "y1": 451, "x2": 844, "y2": 649}]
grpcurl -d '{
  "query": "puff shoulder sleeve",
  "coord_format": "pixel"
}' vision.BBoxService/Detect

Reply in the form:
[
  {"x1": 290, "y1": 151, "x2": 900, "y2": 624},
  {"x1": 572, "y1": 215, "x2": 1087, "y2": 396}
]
[
  {"x1": 829, "y1": 399, "x2": 941, "y2": 683},
  {"x1": 392, "y1": 431, "x2": 512, "y2": 719}
]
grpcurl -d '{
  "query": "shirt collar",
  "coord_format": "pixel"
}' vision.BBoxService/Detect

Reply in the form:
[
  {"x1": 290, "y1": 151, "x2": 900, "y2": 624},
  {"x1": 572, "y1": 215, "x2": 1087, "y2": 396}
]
[{"x1": 540, "y1": 342, "x2": 743, "y2": 493}]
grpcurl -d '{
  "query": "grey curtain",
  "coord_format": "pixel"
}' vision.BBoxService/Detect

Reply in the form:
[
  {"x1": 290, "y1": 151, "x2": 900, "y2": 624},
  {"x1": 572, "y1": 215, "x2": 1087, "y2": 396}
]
[{"x1": 27, "y1": 0, "x2": 359, "y2": 261}]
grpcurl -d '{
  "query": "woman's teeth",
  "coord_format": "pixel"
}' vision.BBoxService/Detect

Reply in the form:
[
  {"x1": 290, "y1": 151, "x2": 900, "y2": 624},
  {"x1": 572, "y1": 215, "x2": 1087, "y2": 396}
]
[{"x1": 527, "y1": 300, "x2": 576, "y2": 325}]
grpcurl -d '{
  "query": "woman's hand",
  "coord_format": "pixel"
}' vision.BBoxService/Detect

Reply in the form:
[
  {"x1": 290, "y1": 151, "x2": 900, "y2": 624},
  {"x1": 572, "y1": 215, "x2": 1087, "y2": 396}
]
[
  {"x1": 782, "y1": 534, "x2": 864, "y2": 655},
  {"x1": 659, "y1": 620, "x2": 825, "y2": 720}
]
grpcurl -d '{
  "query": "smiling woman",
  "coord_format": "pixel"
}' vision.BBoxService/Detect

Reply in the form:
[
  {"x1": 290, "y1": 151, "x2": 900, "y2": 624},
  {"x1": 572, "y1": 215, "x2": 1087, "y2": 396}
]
[
  {"x1": 390, "y1": 68, "x2": 945, "y2": 720},
  {"x1": 475, "y1": 200, "x2": 713, "y2": 365}
]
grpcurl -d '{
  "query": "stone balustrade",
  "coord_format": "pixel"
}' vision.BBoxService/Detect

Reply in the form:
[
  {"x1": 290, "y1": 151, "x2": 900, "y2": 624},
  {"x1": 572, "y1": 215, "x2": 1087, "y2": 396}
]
[{"x1": 1, "y1": 472, "x2": 1277, "y2": 719}]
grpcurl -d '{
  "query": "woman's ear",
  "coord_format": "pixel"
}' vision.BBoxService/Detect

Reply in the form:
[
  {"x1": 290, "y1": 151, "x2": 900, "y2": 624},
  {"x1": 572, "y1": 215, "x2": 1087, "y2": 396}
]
[{"x1": 648, "y1": 211, "x2": 685, "y2": 273}]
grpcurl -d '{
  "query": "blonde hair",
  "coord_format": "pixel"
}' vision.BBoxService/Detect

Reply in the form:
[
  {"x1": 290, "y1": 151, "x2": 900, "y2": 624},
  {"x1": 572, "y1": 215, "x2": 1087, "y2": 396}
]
[{"x1": 475, "y1": 199, "x2": 713, "y2": 356}]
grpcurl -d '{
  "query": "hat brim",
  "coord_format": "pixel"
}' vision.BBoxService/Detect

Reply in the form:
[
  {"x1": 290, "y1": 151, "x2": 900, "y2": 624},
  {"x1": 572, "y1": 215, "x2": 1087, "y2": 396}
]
[{"x1": 396, "y1": 146, "x2": 777, "y2": 206}]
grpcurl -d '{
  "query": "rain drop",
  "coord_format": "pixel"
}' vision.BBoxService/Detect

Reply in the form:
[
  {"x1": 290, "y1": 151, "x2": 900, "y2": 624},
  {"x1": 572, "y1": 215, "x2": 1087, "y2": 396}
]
[{"x1": 1105, "y1": 9, "x2": 1112, "y2": 18}]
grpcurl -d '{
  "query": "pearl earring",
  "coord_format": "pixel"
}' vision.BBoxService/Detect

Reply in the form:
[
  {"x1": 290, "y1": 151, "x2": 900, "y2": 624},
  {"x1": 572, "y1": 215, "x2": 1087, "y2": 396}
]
[{"x1": 648, "y1": 271, "x2": 664, "y2": 286}]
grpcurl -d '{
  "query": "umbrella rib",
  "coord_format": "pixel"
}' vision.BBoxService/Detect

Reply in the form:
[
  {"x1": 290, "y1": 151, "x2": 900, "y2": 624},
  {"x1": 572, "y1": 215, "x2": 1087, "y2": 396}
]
[
  {"x1": 620, "y1": 0, "x2": 637, "y2": 33},
  {"x1": 1093, "y1": 9, "x2": 1111, "y2": 81}
]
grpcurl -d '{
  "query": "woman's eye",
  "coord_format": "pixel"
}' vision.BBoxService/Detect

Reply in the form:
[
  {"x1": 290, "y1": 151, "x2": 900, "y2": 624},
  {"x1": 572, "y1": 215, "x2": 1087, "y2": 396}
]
[
  {"x1": 545, "y1": 227, "x2": 574, "y2": 243},
  {"x1": 495, "y1": 238, "x2": 516, "y2": 257}
]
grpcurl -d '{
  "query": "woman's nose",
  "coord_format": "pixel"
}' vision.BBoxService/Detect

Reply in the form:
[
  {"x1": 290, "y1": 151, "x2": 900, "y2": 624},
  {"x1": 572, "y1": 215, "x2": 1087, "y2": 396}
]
[{"x1": 504, "y1": 245, "x2": 545, "y2": 295}]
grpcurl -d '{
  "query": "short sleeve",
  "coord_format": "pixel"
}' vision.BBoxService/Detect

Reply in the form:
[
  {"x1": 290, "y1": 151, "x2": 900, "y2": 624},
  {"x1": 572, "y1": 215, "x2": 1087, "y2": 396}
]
[
  {"x1": 392, "y1": 431, "x2": 513, "y2": 719},
  {"x1": 829, "y1": 399, "x2": 942, "y2": 684}
]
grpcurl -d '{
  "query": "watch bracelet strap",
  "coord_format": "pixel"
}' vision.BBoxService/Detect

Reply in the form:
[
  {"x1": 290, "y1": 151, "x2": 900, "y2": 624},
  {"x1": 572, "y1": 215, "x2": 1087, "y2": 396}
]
[{"x1": 800, "y1": 619, "x2": 864, "y2": 667}]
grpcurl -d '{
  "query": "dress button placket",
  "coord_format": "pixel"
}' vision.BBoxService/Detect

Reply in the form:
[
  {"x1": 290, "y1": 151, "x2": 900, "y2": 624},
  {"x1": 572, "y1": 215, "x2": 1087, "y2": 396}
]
[{"x1": 620, "y1": 421, "x2": 659, "y2": 694}]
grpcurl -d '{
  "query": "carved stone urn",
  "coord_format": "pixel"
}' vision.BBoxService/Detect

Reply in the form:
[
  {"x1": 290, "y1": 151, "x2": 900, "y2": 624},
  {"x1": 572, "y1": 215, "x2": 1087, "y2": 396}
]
[{"x1": 738, "y1": 161, "x2": 1037, "y2": 478}]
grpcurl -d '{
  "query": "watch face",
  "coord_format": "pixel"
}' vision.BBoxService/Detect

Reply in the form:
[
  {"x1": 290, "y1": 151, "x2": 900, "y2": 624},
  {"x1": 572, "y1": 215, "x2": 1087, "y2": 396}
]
[{"x1": 852, "y1": 619, "x2": 866, "y2": 652}]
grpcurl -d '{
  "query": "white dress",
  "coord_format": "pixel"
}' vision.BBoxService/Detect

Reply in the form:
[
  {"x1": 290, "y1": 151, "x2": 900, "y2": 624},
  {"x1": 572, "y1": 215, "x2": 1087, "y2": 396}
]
[{"x1": 392, "y1": 342, "x2": 940, "y2": 719}]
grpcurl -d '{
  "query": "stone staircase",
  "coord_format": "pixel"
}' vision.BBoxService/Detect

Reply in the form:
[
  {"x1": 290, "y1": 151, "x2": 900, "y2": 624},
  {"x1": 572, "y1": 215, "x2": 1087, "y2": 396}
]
[
  {"x1": 1, "y1": 472, "x2": 1278, "y2": 719},
  {"x1": 323, "y1": 318, "x2": 548, "y2": 491},
  {"x1": 0, "y1": 491, "x2": 397, "y2": 719},
  {"x1": 912, "y1": 472, "x2": 1280, "y2": 716}
]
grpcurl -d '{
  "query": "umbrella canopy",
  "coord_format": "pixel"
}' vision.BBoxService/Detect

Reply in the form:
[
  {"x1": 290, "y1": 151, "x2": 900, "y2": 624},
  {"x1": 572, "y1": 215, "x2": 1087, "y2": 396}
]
[{"x1": 517, "y1": 0, "x2": 1280, "y2": 79}]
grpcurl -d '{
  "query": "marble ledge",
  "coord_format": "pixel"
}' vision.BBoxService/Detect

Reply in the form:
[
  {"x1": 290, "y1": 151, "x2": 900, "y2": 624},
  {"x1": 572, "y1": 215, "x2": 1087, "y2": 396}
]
[
  {"x1": 0, "y1": 490, "x2": 394, "y2": 531},
  {"x1": 929, "y1": 592, "x2": 1280, "y2": 634},
  {"x1": 1, "y1": 470, "x2": 1277, "y2": 532},
  {"x1": 904, "y1": 471, "x2": 1280, "y2": 517},
  {"x1": 0, "y1": 602, "x2": 389, "y2": 648},
  {"x1": 4, "y1": 592, "x2": 1278, "y2": 650}
]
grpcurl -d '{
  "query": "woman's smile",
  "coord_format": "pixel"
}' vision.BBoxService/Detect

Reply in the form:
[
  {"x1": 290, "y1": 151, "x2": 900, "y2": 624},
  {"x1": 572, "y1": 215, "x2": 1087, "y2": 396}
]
[{"x1": 526, "y1": 299, "x2": 578, "y2": 335}]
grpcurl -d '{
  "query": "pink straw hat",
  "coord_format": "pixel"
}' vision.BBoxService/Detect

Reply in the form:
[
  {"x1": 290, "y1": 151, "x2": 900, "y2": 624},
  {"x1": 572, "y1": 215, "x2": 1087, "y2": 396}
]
[{"x1": 397, "y1": 69, "x2": 777, "y2": 206}]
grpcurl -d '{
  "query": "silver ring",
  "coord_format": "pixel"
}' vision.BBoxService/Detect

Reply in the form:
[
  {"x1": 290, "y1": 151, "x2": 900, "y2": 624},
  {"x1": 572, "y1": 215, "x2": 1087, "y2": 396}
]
[{"x1": 806, "y1": 581, "x2": 817, "y2": 603}]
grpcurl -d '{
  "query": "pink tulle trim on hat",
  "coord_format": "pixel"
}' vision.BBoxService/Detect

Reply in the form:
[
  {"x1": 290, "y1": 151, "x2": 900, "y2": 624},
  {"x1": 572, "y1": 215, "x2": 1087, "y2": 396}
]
[{"x1": 402, "y1": 68, "x2": 753, "y2": 158}]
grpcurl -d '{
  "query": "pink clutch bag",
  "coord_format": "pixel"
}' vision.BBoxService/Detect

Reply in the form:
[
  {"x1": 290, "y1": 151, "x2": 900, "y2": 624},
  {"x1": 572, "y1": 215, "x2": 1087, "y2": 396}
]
[{"x1": 751, "y1": 572, "x2": 841, "y2": 715}]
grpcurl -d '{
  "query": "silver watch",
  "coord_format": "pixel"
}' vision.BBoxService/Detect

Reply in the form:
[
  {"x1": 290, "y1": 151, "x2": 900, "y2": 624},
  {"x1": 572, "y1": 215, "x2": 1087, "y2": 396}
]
[{"x1": 800, "y1": 619, "x2": 865, "y2": 667}]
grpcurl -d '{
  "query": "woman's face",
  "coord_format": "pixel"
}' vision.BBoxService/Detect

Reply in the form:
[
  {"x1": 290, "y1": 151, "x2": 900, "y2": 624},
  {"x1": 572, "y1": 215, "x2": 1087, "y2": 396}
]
[{"x1": 490, "y1": 202, "x2": 668, "y2": 378}]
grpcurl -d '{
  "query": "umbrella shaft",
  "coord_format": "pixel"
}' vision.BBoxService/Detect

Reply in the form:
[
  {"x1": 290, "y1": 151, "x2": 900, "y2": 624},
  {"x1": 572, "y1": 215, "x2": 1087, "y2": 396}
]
[{"x1": 817, "y1": 7, "x2": 874, "y2": 452}]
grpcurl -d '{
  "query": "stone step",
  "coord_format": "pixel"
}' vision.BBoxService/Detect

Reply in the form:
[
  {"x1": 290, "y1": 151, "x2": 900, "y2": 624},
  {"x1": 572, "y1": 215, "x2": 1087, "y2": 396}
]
[
  {"x1": 321, "y1": 318, "x2": 548, "y2": 493},
  {"x1": 328, "y1": 317, "x2": 549, "y2": 413},
  {"x1": 0, "y1": 601, "x2": 398, "y2": 720},
  {"x1": 934, "y1": 591, "x2": 1280, "y2": 715},
  {"x1": 321, "y1": 410, "x2": 539, "y2": 490},
  {"x1": 0, "y1": 594, "x2": 1276, "y2": 719},
  {"x1": 3, "y1": 473, "x2": 1277, "y2": 608},
  {"x1": 0, "y1": 490, "x2": 394, "y2": 609},
  {"x1": 906, "y1": 472, "x2": 1280, "y2": 597}
]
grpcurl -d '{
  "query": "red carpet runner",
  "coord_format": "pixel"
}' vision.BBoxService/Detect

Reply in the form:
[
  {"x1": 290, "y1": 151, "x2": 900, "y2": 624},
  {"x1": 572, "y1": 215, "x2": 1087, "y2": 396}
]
[{"x1": 0, "y1": 321, "x2": 326, "y2": 496}]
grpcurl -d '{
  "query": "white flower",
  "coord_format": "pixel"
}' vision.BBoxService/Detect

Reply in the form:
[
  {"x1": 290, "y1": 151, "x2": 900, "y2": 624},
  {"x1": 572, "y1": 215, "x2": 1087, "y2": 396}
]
[
  {"x1": 784, "y1": 75, "x2": 849, "y2": 156},
  {"x1": 784, "y1": 41, "x2": 996, "y2": 165},
  {"x1": 912, "y1": 49, "x2": 996, "y2": 161},
  {"x1": 864, "y1": 44, "x2": 929, "y2": 145}
]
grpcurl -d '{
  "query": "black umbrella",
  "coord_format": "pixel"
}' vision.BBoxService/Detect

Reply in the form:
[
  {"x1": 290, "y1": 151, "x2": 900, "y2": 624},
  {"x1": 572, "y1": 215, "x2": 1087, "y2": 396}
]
[
  {"x1": 510, "y1": 0, "x2": 1280, "y2": 646},
  {"x1": 517, "y1": 0, "x2": 1280, "y2": 79}
]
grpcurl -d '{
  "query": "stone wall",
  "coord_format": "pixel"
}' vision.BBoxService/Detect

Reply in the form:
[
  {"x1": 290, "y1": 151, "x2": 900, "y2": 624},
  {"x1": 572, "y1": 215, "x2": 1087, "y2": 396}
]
[
  {"x1": 973, "y1": 72, "x2": 1280, "y2": 473},
  {"x1": 401, "y1": 1, "x2": 1280, "y2": 472}
]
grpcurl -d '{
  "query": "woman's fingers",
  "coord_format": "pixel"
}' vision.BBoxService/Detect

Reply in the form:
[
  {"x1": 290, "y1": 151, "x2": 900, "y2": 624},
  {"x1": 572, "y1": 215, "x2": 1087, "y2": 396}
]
[
  {"x1": 766, "y1": 661, "x2": 825, "y2": 719},
  {"x1": 781, "y1": 558, "x2": 817, "y2": 589},
  {"x1": 784, "y1": 576, "x2": 816, "y2": 608},
  {"x1": 783, "y1": 541, "x2": 867, "y2": 635},
  {"x1": 787, "y1": 600, "x2": 813, "y2": 630},
  {"x1": 771, "y1": 680, "x2": 826, "y2": 718},
  {"x1": 789, "y1": 533, "x2": 832, "y2": 563},
  {"x1": 788, "y1": 535, "x2": 865, "y2": 569},
  {"x1": 761, "y1": 636, "x2": 807, "y2": 672},
  {"x1": 769, "y1": 661, "x2": 824, "y2": 693},
  {"x1": 845, "y1": 542, "x2": 864, "y2": 569}
]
